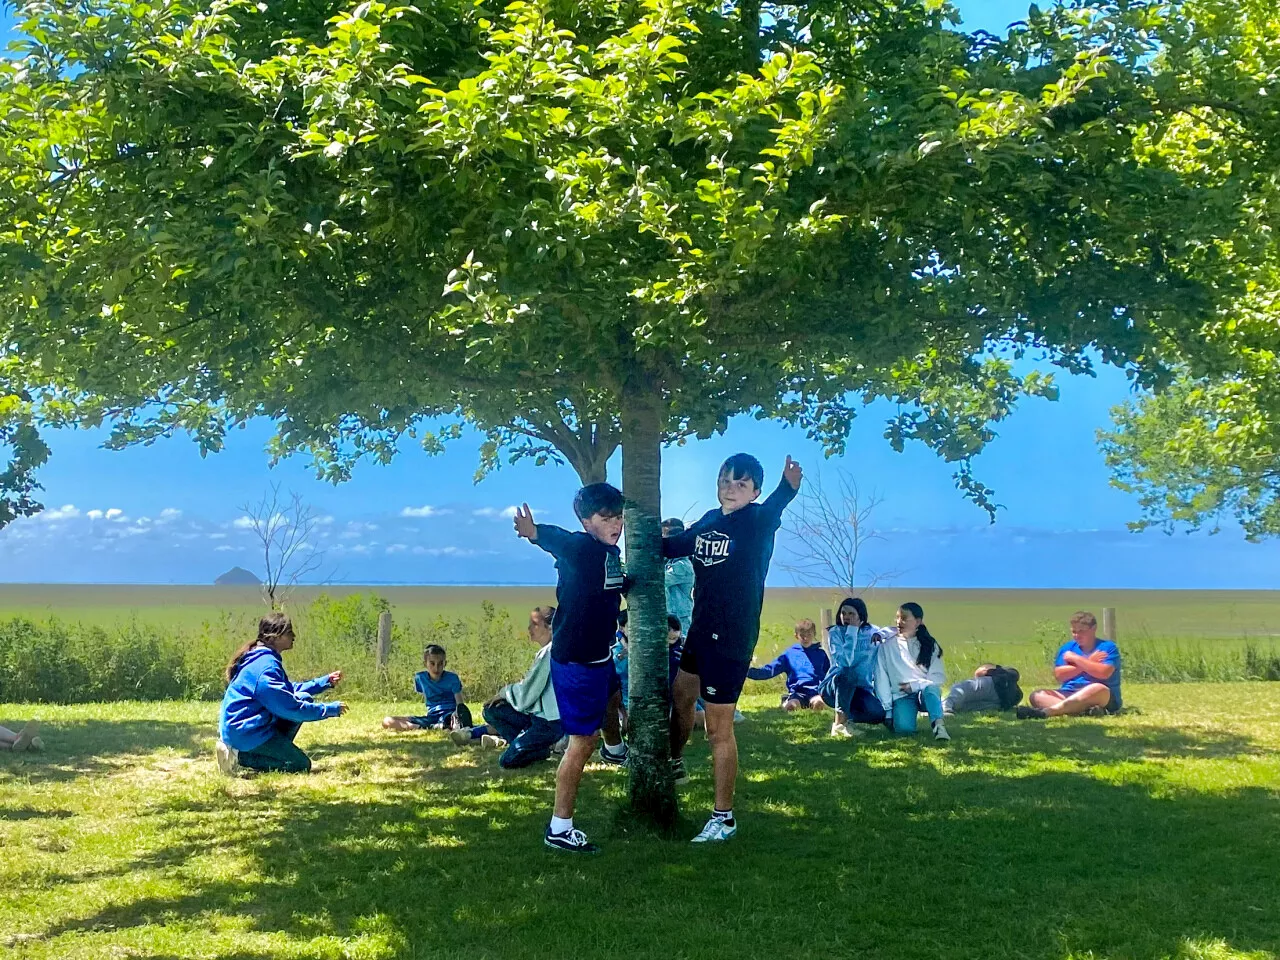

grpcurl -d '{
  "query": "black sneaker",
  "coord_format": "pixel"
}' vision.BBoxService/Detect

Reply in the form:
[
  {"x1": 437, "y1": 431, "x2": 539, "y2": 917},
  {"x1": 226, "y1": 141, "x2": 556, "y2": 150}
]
[
  {"x1": 672, "y1": 756, "x2": 690, "y2": 786},
  {"x1": 1016, "y1": 706, "x2": 1048, "y2": 720},
  {"x1": 544, "y1": 827, "x2": 599, "y2": 854},
  {"x1": 598, "y1": 744, "x2": 628, "y2": 767},
  {"x1": 1085, "y1": 705, "x2": 1107, "y2": 718}
]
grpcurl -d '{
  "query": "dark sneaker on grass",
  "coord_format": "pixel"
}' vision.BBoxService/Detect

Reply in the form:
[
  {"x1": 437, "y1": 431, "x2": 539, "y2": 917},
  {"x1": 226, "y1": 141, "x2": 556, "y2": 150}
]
[
  {"x1": 544, "y1": 827, "x2": 599, "y2": 854},
  {"x1": 598, "y1": 744, "x2": 628, "y2": 767},
  {"x1": 1016, "y1": 706, "x2": 1048, "y2": 720},
  {"x1": 672, "y1": 756, "x2": 690, "y2": 786},
  {"x1": 1085, "y1": 705, "x2": 1108, "y2": 718}
]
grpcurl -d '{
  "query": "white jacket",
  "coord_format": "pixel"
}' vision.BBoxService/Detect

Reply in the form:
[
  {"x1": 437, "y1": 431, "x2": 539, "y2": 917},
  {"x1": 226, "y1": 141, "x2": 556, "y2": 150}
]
[
  {"x1": 875, "y1": 632, "x2": 946, "y2": 713},
  {"x1": 500, "y1": 643, "x2": 559, "y2": 722}
]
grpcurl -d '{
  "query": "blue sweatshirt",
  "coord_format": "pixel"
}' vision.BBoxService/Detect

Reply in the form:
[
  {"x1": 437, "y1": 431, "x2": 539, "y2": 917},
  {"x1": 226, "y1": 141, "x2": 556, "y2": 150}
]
[
  {"x1": 748, "y1": 642, "x2": 831, "y2": 701},
  {"x1": 826, "y1": 623, "x2": 886, "y2": 690},
  {"x1": 534, "y1": 524, "x2": 625, "y2": 665},
  {"x1": 663, "y1": 478, "x2": 798, "y2": 660},
  {"x1": 219, "y1": 646, "x2": 341, "y2": 752}
]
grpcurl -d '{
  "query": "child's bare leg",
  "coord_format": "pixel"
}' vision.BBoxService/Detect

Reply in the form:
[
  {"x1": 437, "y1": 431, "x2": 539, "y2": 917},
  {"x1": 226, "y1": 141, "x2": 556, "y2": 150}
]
[
  {"x1": 382, "y1": 716, "x2": 420, "y2": 731},
  {"x1": 1043, "y1": 683, "x2": 1111, "y2": 716},
  {"x1": 553, "y1": 733, "x2": 599, "y2": 818},
  {"x1": 703, "y1": 703, "x2": 738, "y2": 811},
  {"x1": 9, "y1": 721, "x2": 38, "y2": 752},
  {"x1": 602, "y1": 689, "x2": 624, "y2": 748},
  {"x1": 0, "y1": 724, "x2": 16, "y2": 749},
  {"x1": 670, "y1": 670, "x2": 700, "y2": 758}
]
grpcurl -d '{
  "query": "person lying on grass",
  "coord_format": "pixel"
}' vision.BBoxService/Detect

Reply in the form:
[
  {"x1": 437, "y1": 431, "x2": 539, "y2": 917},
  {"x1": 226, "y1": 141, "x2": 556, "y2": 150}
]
[
  {"x1": 0, "y1": 719, "x2": 43, "y2": 752},
  {"x1": 747, "y1": 618, "x2": 829, "y2": 712},
  {"x1": 1017, "y1": 611, "x2": 1122, "y2": 720},
  {"x1": 944, "y1": 664, "x2": 1024, "y2": 716},
  {"x1": 218, "y1": 612, "x2": 347, "y2": 775},
  {"x1": 820, "y1": 597, "x2": 889, "y2": 738},
  {"x1": 383, "y1": 643, "x2": 473, "y2": 732},
  {"x1": 875, "y1": 602, "x2": 951, "y2": 741},
  {"x1": 454, "y1": 605, "x2": 566, "y2": 770}
]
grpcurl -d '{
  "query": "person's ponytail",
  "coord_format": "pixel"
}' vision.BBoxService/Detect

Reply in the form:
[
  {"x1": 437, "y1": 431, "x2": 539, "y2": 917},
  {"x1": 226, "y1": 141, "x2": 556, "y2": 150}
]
[{"x1": 224, "y1": 612, "x2": 293, "y2": 684}]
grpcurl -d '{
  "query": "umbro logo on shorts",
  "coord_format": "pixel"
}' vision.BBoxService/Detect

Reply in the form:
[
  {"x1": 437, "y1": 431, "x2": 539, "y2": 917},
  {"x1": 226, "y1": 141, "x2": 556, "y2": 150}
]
[{"x1": 706, "y1": 686, "x2": 717, "y2": 695}]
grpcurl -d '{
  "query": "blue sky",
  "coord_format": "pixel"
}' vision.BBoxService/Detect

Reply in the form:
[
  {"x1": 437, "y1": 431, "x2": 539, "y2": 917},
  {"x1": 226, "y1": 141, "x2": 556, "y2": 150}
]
[{"x1": 2, "y1": 1, "x2": 1276, "y2": 588}]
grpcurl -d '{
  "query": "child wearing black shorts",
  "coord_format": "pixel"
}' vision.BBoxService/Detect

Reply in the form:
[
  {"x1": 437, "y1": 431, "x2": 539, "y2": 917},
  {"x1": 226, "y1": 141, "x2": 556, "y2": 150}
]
[{"x1": 664, "y1": 453, "x2": 802, "y2": 842}]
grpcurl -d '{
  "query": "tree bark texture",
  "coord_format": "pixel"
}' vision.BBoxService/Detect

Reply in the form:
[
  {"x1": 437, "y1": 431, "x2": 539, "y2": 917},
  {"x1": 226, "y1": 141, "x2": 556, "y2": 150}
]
[{"x1": 620, "y1": 379, "x2": 678, "y2": 830}]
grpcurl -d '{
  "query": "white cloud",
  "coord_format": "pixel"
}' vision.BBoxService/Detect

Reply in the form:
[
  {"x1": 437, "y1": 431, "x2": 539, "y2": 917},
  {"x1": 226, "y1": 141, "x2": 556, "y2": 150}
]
[
  {"x1": 232, "y1": 516, "x2": 256, "y2": 529},
  {"x1": 215, "y1": 544, "x2": 237, "y2": 552},
  {"x1": 317, "y1": 515, "x2": 335, "y2": 525},
  {"x1": 209, "y1": 532, "x2": 228, "y2": 540},
  {"x1": 40, "y1": 504, "x2": 80, "y2": 522},
  {"x1": 386, "y1": 544, "x2": 408, "y2": 554},
  {"x1": 473, "y1": 506, "x2": 518, "y2": 520},
  {"x1": 158, "y1": 508, "x2": 183, "y2": 522},
  {"x1": 400, "y1": 506, "x2": 438, "y2": 518},
  {"x1": 105, "y1": 508, "x2": 126, "y2": 521},
  {"x1": 86, "y1": 509, "x2": 104, "y2": 520}
]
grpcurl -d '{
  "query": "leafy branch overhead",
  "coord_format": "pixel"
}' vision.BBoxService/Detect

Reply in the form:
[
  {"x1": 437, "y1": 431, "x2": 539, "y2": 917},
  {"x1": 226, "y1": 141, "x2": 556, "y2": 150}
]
[{"x1": 0, "y1": 0, "x2": 1276, "y2": 515}]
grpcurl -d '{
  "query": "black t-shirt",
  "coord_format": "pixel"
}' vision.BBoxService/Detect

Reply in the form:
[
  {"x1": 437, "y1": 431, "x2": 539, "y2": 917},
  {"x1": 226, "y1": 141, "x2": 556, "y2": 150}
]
[
  {"x1": 662, "y1": 478, "x2": 797, "y2": 660},
  {"x1": 534, "y1": 524, "x2": 625, "y2": 665}
]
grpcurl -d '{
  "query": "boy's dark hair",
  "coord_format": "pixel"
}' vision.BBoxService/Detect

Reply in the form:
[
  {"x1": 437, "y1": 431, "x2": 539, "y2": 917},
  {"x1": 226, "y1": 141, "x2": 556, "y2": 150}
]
[
  {"x1": 667, "y1": 615, "x2": 682, "y2": 633},
  {"x1": 718, "y1": 453, "x2": 764, "y2": 491},
  {"x1": 662, "y1": 518, "x2": 684, "y2": 534},
  {"x1": 617, "y1": 609, "x2": 628, "y2": 628},
  {"x1": 574, "y1": 482, "x2": 625, "y2": 521},
  {"x1": 424, "y1": 644, "x2": 447, "y2": 659}
]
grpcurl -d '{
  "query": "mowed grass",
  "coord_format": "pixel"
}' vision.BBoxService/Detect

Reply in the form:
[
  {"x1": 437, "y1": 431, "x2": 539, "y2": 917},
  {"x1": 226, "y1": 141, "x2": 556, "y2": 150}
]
[
  {"x1": 3, "y1": 584, "x2": 1280, "y2": 643},
  {"x1": 3, "y1": 687, "x2": 1280, "y2": 960}
]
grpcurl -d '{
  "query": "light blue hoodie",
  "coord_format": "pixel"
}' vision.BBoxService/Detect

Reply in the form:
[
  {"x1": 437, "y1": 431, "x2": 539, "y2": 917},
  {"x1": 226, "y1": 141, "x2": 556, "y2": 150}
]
[
  {"x1": 219, "y1": 646, "x2": 341, "y2": 752},
  {"x1": 826, "y1": 623, "x2": 887, "y2": 690}
]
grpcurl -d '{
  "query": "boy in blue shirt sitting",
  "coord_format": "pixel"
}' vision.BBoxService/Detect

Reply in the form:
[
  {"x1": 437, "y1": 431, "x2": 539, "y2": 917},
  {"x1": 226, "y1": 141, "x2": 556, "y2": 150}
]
[
  {"x1": 1017, "y1": 611, "x2": 1122, "y2": 719},
  {"x1": 515, "y1": 482, "x2": 627, "y2": 854},
  {"x1": 747, "y1": 619, "x2": 830, "y2": 711},
  {"x1": 382, "y1": 644, "x2": 473, "y2": 731}
]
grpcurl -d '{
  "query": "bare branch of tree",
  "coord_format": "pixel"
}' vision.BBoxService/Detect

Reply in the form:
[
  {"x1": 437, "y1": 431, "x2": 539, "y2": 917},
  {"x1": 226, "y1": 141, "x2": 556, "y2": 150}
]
[
  {"x1": 780, "y1": 466, "x2": 899, "y2": 594},
  {"x1": 238, "y1": 482, "x2": 326, "y2": 609}
]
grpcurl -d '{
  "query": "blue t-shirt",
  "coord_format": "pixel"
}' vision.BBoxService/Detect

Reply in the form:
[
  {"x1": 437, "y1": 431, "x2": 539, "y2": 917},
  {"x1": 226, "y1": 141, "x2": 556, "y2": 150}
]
[
  {"x1": 1055, "y1": 640, "x2": 1122, "y2": 706},
  {"x1": 414, "y1": 670, "x2": 462, "y2": 718}
]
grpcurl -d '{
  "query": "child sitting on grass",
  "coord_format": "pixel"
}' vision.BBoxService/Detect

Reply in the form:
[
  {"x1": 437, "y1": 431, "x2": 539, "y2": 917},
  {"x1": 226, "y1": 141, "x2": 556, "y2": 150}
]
[
  {"x1": 747, "y1": 619, "x2": 830, "y2": 711},
  {"x1": 218, "y1": 612, "x2": 347, "y2": 775},
  {"x1": 875, "y1": 602, "x2": 950, "y2": 741},
  {"x1": 383, "y1": 644, "x2": 473, "y2": 731},
  {"x1": 0, "y1": 719, "x2": 43, "y2": 752}
]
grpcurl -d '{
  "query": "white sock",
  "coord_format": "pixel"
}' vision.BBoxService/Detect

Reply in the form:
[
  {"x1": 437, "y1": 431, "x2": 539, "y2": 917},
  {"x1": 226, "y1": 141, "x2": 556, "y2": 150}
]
[
  {"x1": 713, "y1": 807, "x2": 733, "y2": 823},
  {"x1": 604, "y1": 741, "x2": 627, "y2": 756},
  {"x1": 550, "y1": 816, "x2": 573, "y2": 835}
]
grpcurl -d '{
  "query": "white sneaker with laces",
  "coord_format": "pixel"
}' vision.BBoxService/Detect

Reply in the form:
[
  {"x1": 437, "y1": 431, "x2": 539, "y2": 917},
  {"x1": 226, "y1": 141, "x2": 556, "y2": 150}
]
[
  {"x1": 691, "y1": 815, "x2": 737, "y2": 843},
  {"x1": 830, "y1": 722, "x2": 862, "y2": 739},
  {"x1": 932, "y1": 720, "x2": 952, "y2": 742},
  {"x1": 544, "y1": 827, "x2": 599, "y2": 853},
  {"x1": 480, "y1": 734, "x2": 507, "y2": 750},
  {"x1": 215, "y1": 739, "x2": 240, "y2": 776}
]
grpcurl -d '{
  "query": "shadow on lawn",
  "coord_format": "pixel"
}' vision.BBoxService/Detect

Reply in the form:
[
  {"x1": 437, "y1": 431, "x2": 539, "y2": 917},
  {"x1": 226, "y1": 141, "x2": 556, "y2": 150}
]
[{"x1": 19, "y1": 711, "x2": 1280, "y2": 960}]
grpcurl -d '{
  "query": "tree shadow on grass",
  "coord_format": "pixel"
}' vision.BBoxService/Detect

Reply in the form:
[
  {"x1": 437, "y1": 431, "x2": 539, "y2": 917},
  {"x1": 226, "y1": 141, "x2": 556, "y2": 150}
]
[{"x1": 15, "y1": 706, "x2": 1280, "y2": 960}]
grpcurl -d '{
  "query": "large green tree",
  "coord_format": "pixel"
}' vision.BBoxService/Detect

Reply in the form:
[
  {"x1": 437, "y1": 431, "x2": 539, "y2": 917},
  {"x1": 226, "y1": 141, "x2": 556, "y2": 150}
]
[{"x1": 3, "y1": 0, "x2": 1279, "y2": 824}]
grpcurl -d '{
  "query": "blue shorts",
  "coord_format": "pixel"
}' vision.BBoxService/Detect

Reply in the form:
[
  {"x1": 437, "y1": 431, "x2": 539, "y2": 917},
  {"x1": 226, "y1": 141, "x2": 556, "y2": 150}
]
[
  {"x1": 550, "y1": 659, "x2": 614, "y2": 736},
  {"x1": 678, "y1": 637, "x2": 750, "y2": 705}
]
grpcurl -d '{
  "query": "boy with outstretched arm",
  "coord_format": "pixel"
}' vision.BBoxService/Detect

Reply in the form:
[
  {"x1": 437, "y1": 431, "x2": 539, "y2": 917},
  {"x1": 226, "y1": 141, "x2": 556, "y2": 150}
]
[
  {"x1": 514, "y1": 483, "x2": 627, "y2": 854},
  {"x1": 664, "y1": 453, "x2": 803, "y2": 843}
]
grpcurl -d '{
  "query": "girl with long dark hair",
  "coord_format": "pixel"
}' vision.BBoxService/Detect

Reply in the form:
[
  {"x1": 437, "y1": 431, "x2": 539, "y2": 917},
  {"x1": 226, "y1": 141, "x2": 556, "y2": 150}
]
[
  {"x1": 217, "y1": 612, "x2": 347, "y2": 774},
  {"x1": 874, "y1": 602, "x2": 951, "y2": 741},
  {"x1": 819, "y1": 597, "x2": 888, "y2": 737}
]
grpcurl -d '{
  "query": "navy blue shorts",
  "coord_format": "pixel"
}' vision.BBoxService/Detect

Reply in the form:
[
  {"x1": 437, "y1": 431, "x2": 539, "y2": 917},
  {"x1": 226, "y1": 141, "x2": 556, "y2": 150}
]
[
  {"x1": 678, "y1": 636, "x2": 750, "y2": 705},
  {"x1": 550, "y1": 659, "x2": 614, "y2": 735}
]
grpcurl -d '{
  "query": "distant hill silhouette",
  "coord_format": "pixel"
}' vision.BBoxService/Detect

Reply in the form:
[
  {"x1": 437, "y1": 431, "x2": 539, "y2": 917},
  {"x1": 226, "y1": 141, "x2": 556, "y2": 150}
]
[{"x1": 214, "y1": 566, "x2": 261, "y2": 586}]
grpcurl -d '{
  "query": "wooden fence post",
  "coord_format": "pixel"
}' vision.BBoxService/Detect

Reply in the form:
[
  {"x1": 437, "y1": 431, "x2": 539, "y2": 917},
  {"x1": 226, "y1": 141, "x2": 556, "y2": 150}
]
[
  {"x1": 819, "y1": 607, "x2": 833, "y2": 635},
  {"x1": 1102, "y1": 607, "x2": 1117, "y2": 641},
  {"x1": 376, "y1": 610, "x2": 392, "y2": 669}
]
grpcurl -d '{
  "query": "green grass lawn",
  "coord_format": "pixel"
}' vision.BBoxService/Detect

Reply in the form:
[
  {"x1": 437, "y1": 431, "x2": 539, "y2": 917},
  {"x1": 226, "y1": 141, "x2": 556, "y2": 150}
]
[{"x1": 3, "y1": 686, "x2": 1279, "y2": 960}]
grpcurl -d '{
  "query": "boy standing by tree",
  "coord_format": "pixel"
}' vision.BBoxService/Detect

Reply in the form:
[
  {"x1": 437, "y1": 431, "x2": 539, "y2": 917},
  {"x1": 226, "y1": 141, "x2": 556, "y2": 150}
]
[
  {"x1": 664, "y1": 454, "x2": 803, "y2": 843},
  {"x1": 514, "y1": 483, "x2": 626, "y2": 854}
]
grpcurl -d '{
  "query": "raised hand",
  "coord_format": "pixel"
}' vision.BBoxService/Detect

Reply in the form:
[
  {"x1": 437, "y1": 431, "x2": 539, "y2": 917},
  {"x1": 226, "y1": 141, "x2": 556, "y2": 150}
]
[
  {"x1": 513, "y1": 503, "x2": 538, "y2": 540},
  {"x1": 328, "y1": 670, "x2": 343, "y2": 686},
  {"x1": 782, "y1": 455, "x2": 803, "y2": 490}
]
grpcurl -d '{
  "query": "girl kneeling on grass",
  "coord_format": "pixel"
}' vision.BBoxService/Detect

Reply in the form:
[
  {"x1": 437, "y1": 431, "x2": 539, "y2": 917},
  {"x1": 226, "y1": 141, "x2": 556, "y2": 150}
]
[
  {"x1": 218, "y1": 612, "x2": 347, "y2": 775},
  {"x1": 875, "y1": 602, "x2": 950, "y2": 742}
]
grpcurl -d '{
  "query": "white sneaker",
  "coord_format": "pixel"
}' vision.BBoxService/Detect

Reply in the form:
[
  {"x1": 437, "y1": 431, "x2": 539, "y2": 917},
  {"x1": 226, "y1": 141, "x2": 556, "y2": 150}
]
[
  {"x1": 733, "y1": 709, "x2": 746, "y2": 724},
  {"x1": 11, "y1": 720, "x2": 38, "y2": 752},
  {"x1": 692, "y1": 815, "x2": 737, "y2": 843},
  {"x1": 830, "y1": 722, "x2": 862, "y2": 739},
  {"x1": 450, "y1": 727, "x2": 475, "y2": 746},
  {"x1": 550, "y1": 735, "x2": 569, "y2": 756},
  {"x1": 932, "y1": 720, "x2": 952, "y2": 742},
  {"x1": 215, "y1": 740, "x2": 241, "y2": 775},
  {"x1": 480, "y1": 734, "x2": 507, "y2": 750}
]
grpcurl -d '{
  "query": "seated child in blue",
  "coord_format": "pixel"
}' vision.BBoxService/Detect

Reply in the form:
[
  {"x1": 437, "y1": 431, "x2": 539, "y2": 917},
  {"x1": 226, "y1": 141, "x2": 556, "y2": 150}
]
[
  {"x1": 821, "y1": 596, "x2": 889, "y2": 736},
  {"x1": 1018, "y1": 611, "x2": 1122, "y2": 719},
  {"x1": 383, "y1": 644, "x2": 473, "y2": 731},
  {"x1": 747, "y1": 618, "x2": 830, "y2": 710},
  {"x1": 218, "y1": 612, "x2": 346, "y2": 775}
]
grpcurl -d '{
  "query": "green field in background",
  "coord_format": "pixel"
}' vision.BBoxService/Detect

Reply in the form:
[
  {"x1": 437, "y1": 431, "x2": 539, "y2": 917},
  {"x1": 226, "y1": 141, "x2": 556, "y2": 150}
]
[{"x1": 1, "y1": 584, "x2": 1277, "y2": 643}]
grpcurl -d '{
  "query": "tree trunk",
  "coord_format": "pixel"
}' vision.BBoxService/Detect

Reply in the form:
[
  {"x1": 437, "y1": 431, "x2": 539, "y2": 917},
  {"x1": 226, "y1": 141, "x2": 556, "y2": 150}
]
[
  {"x1": 741, "y1": 0, "x2": 762, "y2": 72},
  {"x1": 620, "y1": 378, "x2": 678, "y2": 831},
  {"x1": 571, "y1": 452, "x2": 609, "y2": 486}
]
